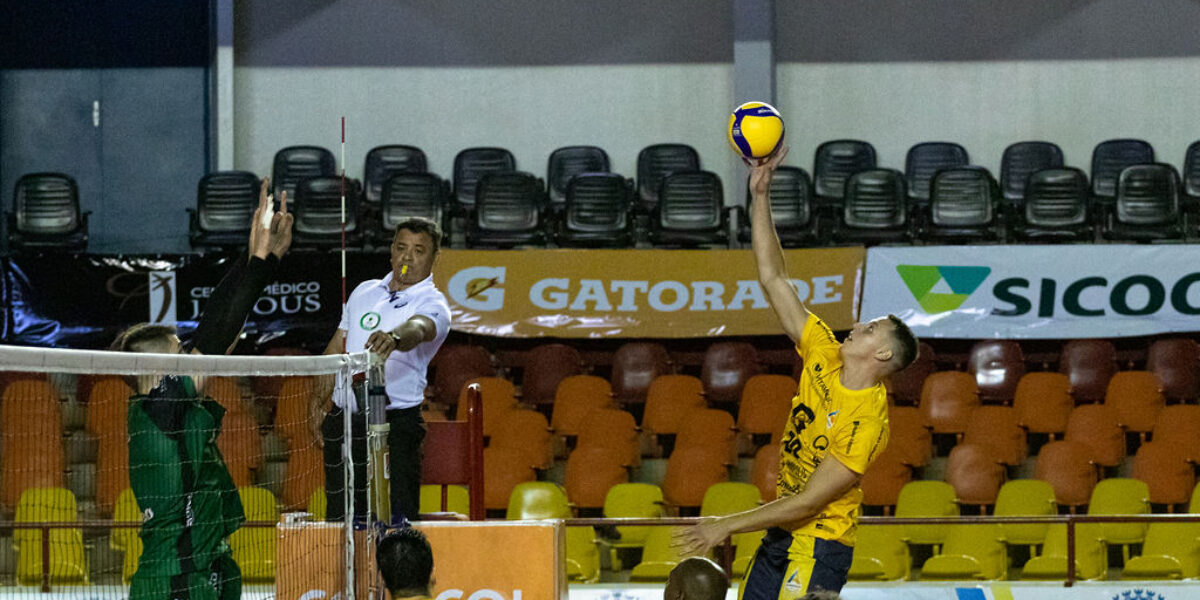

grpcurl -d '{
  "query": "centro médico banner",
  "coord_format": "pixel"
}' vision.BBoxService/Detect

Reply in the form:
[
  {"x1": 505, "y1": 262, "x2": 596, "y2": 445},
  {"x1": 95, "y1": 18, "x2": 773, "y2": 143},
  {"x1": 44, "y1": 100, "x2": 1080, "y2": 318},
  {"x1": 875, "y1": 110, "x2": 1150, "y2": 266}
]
[
  {"x1": 862, "y1": 245, "x2": 1200, "y2": 339},
  {"x1": 431, "y1": 247, "x2": 864, "y2": 338}
]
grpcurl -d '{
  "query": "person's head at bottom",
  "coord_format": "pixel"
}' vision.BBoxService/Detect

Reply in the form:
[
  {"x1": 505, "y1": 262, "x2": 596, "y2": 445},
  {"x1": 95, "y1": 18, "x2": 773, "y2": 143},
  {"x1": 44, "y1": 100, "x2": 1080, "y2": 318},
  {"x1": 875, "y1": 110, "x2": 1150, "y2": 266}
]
[
  {"x1": 799, "y1": 591, "x2": 842, "y2": 600},
  {"x1": 664, "y1": 557, "x2": 728, "y2": 600},
  {"x1": 378, "y1": 527, "x2": 434, "y2": 600}
]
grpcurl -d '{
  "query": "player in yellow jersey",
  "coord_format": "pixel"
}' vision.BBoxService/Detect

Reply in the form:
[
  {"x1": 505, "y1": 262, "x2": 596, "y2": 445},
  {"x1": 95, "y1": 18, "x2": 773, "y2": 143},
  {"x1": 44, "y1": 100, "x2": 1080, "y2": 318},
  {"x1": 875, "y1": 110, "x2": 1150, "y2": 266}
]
[{"x1": 675, "y1": 147, "x2": 918, "y2": 598}]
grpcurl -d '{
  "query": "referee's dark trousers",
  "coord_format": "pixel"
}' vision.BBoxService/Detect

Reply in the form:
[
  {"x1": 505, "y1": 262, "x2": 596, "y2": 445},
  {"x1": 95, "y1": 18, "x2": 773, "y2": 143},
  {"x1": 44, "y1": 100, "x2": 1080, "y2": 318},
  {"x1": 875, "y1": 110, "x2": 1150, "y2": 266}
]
[{"x1": 322, "y1": 405, "x2": 425, "y2": 523}]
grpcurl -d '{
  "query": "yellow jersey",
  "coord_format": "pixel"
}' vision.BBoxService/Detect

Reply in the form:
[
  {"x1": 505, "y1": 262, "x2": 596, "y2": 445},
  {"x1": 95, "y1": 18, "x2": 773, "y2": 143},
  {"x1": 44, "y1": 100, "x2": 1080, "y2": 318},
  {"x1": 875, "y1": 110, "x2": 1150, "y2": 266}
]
[{"x1": 776, "y1": 313, "x2": 889, "y2": 546}]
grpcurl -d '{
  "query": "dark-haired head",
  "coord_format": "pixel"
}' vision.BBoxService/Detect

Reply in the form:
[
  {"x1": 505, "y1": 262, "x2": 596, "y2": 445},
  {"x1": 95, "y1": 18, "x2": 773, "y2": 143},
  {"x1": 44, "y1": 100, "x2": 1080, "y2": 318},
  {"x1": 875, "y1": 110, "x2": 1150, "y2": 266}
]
[
  {"x1": 377, "y1": 527, "x2": 434, "y2": 599},
  {"x1": 886, "y1": 314, "x2": 919, "y2": 373}
]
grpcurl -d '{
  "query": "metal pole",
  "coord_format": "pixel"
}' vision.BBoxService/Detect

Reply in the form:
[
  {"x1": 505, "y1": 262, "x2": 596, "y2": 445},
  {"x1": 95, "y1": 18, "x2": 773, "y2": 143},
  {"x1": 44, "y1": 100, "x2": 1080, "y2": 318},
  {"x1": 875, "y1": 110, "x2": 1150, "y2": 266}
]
[{"x1": 368, "y1": 359, "x2": 391, "y2": 524}]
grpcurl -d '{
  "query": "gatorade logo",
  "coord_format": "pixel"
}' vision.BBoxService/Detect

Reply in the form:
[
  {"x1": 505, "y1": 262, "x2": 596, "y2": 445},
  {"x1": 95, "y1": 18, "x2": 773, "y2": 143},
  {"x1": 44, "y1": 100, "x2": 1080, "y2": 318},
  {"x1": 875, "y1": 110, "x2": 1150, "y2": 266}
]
[{"x1": 897, "y1": 265, "x2": 992, "y2": 314}]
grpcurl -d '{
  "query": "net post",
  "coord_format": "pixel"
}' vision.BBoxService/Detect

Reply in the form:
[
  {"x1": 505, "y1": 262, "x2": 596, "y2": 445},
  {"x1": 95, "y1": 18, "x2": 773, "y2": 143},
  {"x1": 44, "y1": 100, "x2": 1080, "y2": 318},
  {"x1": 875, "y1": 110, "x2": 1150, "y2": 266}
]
[
  {"x1": 466, "y1": 383, "x2": 485, "y2": 521},
  {"x1": 343, "y1": 364, "x2": 358, "y2": 600}
]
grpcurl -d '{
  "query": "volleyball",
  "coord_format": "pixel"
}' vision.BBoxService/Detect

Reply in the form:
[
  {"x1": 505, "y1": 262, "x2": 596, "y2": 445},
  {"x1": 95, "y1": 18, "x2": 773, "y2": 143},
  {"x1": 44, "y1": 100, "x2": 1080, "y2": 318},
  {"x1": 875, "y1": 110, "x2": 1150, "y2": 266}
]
[{"x1": 727, "y1": 101, "x2": 785, "y2": 161}]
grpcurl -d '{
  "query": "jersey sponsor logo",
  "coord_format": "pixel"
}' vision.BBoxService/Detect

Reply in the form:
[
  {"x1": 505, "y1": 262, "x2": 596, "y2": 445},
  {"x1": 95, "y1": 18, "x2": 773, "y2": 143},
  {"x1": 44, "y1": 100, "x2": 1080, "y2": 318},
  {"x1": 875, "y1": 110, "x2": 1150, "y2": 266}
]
[
  {"x1": 812, "y1": 435, "x2": 829, "y2": 452},
  {"x1": 846, "y1": 420, "x2": 861, "y2": 454},
  {"x1": 436, "y1": 590, "x2": 524, "y2": 600},
  {"x1": 826, "y1": 410, "x2": 839, "y2": 429},
  {"x1": 360, "y1": 312, "x2": 382, "y2": 330},
  {"x1": 142, "y1": 507, "x2": 154, "y2": 521}
]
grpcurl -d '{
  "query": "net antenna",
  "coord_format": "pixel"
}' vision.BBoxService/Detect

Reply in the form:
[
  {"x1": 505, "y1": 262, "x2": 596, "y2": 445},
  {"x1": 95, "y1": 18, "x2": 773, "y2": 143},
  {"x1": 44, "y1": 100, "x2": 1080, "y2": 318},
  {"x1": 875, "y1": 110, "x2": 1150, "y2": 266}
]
[{"x1": 337, "y1": 115, "x2": 361, "y2": 599}]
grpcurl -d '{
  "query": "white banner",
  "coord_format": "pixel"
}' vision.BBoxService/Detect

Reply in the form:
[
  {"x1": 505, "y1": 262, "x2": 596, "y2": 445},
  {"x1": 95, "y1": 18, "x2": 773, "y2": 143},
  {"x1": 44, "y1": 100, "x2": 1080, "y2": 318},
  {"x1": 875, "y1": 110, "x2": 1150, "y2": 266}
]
[
  {"x1": 861, "y1": 245, "x2": 1200, "y2": 339},
  {"x1": 565, "y1": 582, "x2": 1197, "y2": 600}
]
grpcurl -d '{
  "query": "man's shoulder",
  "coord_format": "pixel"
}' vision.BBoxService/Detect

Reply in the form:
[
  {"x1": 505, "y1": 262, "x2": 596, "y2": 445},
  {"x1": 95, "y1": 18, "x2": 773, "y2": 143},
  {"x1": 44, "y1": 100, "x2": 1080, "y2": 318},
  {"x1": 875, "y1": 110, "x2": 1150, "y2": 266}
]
[{"x1": 347, "y1": 278, "x2": 384, "y2": 301}]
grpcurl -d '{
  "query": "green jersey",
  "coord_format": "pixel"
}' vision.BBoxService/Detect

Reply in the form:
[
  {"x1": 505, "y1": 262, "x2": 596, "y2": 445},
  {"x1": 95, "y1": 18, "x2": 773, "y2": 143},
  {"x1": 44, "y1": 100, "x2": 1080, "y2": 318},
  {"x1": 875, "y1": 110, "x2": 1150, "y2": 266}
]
[{"x1": 128, "y1": 375, "x2": 245, "y2": 577}]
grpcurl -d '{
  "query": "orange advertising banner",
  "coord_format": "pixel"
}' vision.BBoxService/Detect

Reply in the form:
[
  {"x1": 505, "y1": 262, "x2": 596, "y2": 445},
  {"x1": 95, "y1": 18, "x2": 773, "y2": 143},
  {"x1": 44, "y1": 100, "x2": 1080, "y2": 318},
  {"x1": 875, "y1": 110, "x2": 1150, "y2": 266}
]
[
  {"x1": 432, "y1": 248, "x2": 864, "y2": 337},
  {"x1": 417, "y1": 520, "x2": 565, "y2": 600}
]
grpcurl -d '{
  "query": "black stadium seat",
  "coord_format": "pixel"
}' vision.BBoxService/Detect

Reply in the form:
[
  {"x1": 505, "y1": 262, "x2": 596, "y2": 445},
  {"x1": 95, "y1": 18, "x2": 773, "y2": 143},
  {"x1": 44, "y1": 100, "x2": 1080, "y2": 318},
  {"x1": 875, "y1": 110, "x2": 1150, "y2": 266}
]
[
  {"x1": 637, "y1": 144, "x2": 700, "y2": 214},
  {"x1": 834, "y1": 168, "x2": 909, "y2": 245},
  {"x1": 271, "y1": 146, "x2": 336, "y2": 203},
  {"x1": 1000, "y1": 141, "x2": 1064, "y2": 204},
  {"x1": 453, "y1": 147, "x2": 516, "y2": 215},
  {"x1": 189, "y1": 171, "x2": 259, "y2": 250},
  {"x1": 1091, "y1": 138, "x2": 1154, "y2": 200},
  {"x1": 905, "y1": 142, "x2": 969, "y2": 204},
  {"x1": 738, "y1": 166, "x2": 818, "y2": 247},
  {"x1": 1103, "y1": 163, "x2": 1184, "y2": 242},
  {"x1": 468, "y1": 171, "x2": 546, "y2": 248},
  {"x1": 1013, "y1": 168, "x2": 1091, "y2": 243},
  {"x1": 362, "y1": 145, "x2": 428, "y2": 207},
  {"x1": 291, "y1": 176, "x2": 362, "y2": 249},
  {"x1": 555, "y1": 172, "x2": 634, "y2": 248},
  {"x1": 813, "y1": 139, "x2": 877, "y2": 210},
  {"x1": 923, "y1": 166, "x2": 1001, "y2": 243},
  {"x1": 547, "y1": 146, "x2": 610, "y2": 208},
  {"x1": 376, "y1": 173, "x2": 446, "y2": 245},
  {"x1": 650, "y1": 171, "x2": 728, "y2": 248},
  {"x1": 7, "y1": 173, "x2": 89, "y2": 252}
]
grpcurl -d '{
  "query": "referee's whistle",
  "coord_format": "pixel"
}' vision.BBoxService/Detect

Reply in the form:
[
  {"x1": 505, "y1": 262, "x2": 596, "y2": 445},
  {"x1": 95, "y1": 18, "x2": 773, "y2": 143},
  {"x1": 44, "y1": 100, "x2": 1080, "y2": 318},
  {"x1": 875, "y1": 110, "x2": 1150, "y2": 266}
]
[{"x1": 400, "y1": 265, "x2": 409, "y2": 277}]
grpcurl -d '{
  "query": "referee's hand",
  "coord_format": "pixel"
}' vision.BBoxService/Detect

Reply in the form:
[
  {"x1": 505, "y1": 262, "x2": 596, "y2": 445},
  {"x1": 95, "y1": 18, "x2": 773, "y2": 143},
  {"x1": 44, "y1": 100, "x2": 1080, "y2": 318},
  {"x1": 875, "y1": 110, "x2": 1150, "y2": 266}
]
[{"x1": 366, "y1": 330, "x2": 397, "y2": 357}]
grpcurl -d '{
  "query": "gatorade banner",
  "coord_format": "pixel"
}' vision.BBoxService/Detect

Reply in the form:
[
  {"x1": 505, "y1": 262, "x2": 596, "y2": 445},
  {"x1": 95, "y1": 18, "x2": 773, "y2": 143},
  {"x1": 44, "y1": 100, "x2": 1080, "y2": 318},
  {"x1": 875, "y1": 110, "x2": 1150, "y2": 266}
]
[
  {"x1": 862, "y1": 245, "x2": 1200, "y2": 339},
  {"x1": 417, "y1": 520, "x2": 566, "y2": 600},
  {"x1": 431, "y1": 248, "x2": 863, "y2": 338}
]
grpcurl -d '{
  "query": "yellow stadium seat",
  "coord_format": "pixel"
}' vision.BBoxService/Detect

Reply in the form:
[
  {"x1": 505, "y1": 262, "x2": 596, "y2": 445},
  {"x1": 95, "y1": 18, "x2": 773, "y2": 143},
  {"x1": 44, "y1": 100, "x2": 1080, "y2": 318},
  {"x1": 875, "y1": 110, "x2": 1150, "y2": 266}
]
[
  {"x1": 565, "y1": 526, "x2": 601, "y2": 583},
  {"x1": 603, "y1": 483, "x2": 665, "y2": 570},
  {"x1": 122, "y1": 536, "x2": 144, "y2": 584},
  {"x1": 1021, "y1": 523, "x2": 1107, "y2": 581},
  {"x1": 700, "y1": 482, "x2": 761, "y2": 517},
  {"x1": 506, "y1": 482, "x2": 570, "y2": 520},
  {"x1": 14, "y1": 487, "x2": 88, "y2": 585},
  {"x1": 1122, "y1": 523, "x2": 1200, "y2": 580},
  {"x1": 307, "y1": 487, "x2": 325, "y2": 521},
  {"x1": 994, "y1": 480, "x2": 1056, "y2": 551},
  {"x1": 895, "y1": 481, "x2": 958, "y2": 546},
  {"x1": 419, "y1": 484, "x2": 470, "y2": 516},
  {"x1": 110, "y1": 488, "x2": 142, "y2": 582},
  {"x1": 731, "y1": 532, "x2": 763, "y2": 578},
  {"x1": 1192, "y1": 481, "x2": 1200, "y2": 513},
  {"x1": 1088, "y1": 478, "x2": 1150, "y2": 562},
  {"x1": 848, "y1": 525, "x2": 909, "y2": 581},
  {"x1": 921, "y1": 524, "x2": 1008, "y2": 580},
  {"x1": 231, "y1": 486, "x2": 279, "y2": 582},
  {"x1": 629, "y1": 527, "x2": 690, "y2": 582}
]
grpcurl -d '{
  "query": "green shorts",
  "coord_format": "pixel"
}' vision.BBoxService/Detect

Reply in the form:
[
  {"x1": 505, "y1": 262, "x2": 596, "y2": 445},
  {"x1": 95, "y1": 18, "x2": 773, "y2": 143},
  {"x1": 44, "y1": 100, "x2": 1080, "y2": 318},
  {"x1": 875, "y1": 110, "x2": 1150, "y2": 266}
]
[{"x1": 129, "y1": 553, "x2": 241, "y2": 600}]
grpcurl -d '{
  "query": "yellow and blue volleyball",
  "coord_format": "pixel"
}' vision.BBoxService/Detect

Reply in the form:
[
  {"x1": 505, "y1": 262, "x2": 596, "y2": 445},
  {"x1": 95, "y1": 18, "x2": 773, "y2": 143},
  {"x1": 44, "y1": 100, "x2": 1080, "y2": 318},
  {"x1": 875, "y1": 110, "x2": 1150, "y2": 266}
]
[{"x1": 727, "y1": 101, "x2": 785, "y2": 160}]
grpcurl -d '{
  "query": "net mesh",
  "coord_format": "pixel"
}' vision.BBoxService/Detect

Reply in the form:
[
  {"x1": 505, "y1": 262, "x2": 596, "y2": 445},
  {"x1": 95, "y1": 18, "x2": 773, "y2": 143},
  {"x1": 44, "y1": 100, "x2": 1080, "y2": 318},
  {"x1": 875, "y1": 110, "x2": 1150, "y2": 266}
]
[{"x1": 0, "y1": 345, "x2": 370, "y2": 599}]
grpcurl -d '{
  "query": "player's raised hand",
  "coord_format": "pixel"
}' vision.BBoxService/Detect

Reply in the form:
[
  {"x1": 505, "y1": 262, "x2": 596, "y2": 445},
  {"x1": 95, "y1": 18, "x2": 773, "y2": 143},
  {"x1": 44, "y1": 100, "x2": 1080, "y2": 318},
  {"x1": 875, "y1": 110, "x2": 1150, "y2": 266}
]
[
  {"x1": 249, "y1": 178, "x2": 273, "y2": 259},
  {"x1": 268, "y1": 189, "x2": 294, "y2": 259},
  {"x1": 748, "y1": 145, "x2": 790, "y2": 197}
]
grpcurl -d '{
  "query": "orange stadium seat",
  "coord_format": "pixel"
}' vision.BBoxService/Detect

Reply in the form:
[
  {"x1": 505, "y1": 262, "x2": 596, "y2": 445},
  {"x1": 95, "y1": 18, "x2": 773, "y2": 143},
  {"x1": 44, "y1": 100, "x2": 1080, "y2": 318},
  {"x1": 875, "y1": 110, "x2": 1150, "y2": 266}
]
[
  {"x1": 887, "y1": 405, "x2": 932, "y2": 467},
  {"x1": 85, "y1": 376, "x2": 132, "y2": 435},
  {"x1": 675, "y1": 409, "x2": 736, "y2": 463},
  {"x1": 968, "y1": 340, "x2": 1025, "y2": 404},
  {"x1": 1065, "y1": 403, "x2": 1125, "y2": 467},
  {"x1": 1104, "y1": 371, "x2": 1165, "y2": 435},
  {"x1": 919, "y1": 371, "x2": 979, "y2": 436},
  {"x1": 860, "y1": 449, "x2": 912, "y2": 513},
  {"x1": 1152, "y1": 404, "x2": 1200, "y2": 463},
  {"x1": 885, "y1": 341, "x2": 936, "y2": 406},
  {"x1": 1013, "y1": 372, "x2": 1072, "y2": 439},
  {"x1": 1059, "y1": 339, "x2": 1118, "y2": 404},
  {"x1": 564, "y1": 446, "x2": 629, "y2": 510},
  {"x1": 455, "y1": 377, "x2": 518, "y2": 439},
  {"x1": 945, "y1": 443, "x2": 1006, "y2": 510},
  {"x1": 576, "y1": 408, "x2": 640, "y2": 468},
  {"x1": 1131, "y1": 441, "x2": 1196, "y2": 508},
  {"x1": 521, "y1": 343, "x2": 586, "y2": 408},
  {"x1": 490, "y1": 409, "x2": 553, "y2": 470},
  {"x1": 1146, "y1": 338, "x2": 1200, "y2": 402},
  {"x1": 218, "y1": 410, "x2": 264, "y2": 488},
  {"x1": 662, "y1": 447, "x2": 729, "y2": 511},
  {"x1": 204, "y1": 376, "x2": 245, "y2": 415},
  {"x1": 549, "y1": 375, "x2": 613, "y2": 438},
  {"x1": 751, "y1": 443, "x2": 780, "y2": 502},
  {"x1": 611, "y1": 342, "x2": 673, "y2": 407},
  {"x1": 2, "y1": 380, "x2": 66, "y2": 513},
  {"x1": 95, "y1": 433, "x2": 130, "y2": 517},
  {"x1": 274, "y1": 376, "x2": 316, "y2": 443},
  {"x1": 736, "y1": 375, "x2": 795, "y2": 449},
  {"x1": 963, "y1": 405, "x2": 1026, "y2": 466},
  {"x1": 280, "y1": 443, "x2": 323, "y2": 511},
  {"x1": 429, "y1": 345, "x2": 495, "y2": 408},
  {"x1": 641, "y1": 374, "x2": 706, "y2": 438},
  {"x1": 1035, "y1": 440, "x2": 1098, "y2": 510},
  {"x1": 700, "y1": 342, "x2": 762, "y2": 405},
  {"x1": 482, "y1": 447, "x2": 536, "y2": 512}
]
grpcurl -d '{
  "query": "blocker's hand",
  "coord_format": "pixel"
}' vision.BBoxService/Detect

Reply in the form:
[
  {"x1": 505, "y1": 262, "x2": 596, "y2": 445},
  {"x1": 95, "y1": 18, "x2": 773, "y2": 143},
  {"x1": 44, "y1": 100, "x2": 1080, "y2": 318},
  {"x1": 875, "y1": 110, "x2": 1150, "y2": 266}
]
[
  {"x1": 672, "y1": 516, "x2": 727, "y2": 557},
  {"x1": 268, "y1": 189, "x2": 294, "y2": 259},
  {"x1": 249, "y1": 178, "x2": 274, "y2": 260},
  {"x1": 747, "y1": 145, "x2": 790, "y2": 198},
  {"x1": 366, "y1": 330, "x2": 398, "y2": 357}
]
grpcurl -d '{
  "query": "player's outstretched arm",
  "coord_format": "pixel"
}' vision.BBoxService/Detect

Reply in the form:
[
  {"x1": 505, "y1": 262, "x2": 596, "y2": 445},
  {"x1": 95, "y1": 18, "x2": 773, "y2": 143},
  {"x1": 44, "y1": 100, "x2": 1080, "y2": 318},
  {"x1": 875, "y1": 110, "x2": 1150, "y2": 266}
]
[
  {"x1": 749, "y1": 147, "x2": 809, "y2": 346},
  {"x1": 672, "y1": 454, "x2": 860, "y2": 555}
]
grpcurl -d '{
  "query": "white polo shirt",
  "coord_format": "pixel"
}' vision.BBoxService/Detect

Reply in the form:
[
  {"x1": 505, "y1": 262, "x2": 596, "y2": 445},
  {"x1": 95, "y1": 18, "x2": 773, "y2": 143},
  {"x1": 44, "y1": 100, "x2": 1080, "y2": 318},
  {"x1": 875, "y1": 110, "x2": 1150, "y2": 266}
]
[{"x1": 334, "y1": 272, "x2": 451, "y2": 411}]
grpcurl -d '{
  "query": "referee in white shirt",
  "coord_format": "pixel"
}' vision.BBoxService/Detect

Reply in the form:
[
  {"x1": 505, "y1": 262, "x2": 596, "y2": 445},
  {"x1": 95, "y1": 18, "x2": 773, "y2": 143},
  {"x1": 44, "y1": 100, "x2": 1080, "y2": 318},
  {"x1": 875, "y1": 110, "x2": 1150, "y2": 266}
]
[{"x1": 316, "y1": 217, "x2": 451, "y2": 522}]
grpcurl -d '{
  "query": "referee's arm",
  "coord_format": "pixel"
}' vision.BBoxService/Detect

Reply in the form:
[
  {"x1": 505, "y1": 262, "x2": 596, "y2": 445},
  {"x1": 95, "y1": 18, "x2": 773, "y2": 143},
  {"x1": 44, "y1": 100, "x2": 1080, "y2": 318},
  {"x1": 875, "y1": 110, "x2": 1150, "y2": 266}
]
[{"x1": 749, "y1": 146, "x2": 810, "y2": 346}]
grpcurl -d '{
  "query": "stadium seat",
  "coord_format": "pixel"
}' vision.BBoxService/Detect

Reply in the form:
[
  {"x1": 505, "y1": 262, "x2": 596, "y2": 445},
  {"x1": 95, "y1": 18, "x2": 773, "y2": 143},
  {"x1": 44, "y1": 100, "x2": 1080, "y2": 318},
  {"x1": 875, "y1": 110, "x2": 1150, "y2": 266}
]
[
  {"x1": 735, "y1": 375, "x2": 795, "y2": 450},
  {"x1": 1065, "y1": 403, "x2": 1125, "y2": 467},
  {"x1": 813, "y1": 139, "x2": 877, "y2": 204},
  {"x1": 699, "y1": 482, "x2": 761, "y2": 517},
  {"x1": 1146, "y1": 338, "x2": 1200, "y2": 402},
  {"x1": 452, "y1": 146, "x2": 516, "y2": 214},
  {"x1": 751, "y1": 443, "x2": 780, "y2": 502},
  {"x1": 308, "y1": 487, "x2": 326, "y2": 520},
  {"x1": 281, "y1": 444, "x2": 323, "y2": 511},
  {"x1": 467, "y1": 171, "x2": 546, "y2": 248},
  {"x1": 576, "y1": 409, "x2": 640, "y2": 468},
  {"x1": 847, "y1": 525, "x2": 909, "y2": 581},
  {"x1": 649, "y1": 171, "x2": 729, "y2": 248},
  {"x1": 1131, "y1": 441, "x2": 1196, "y2": 508},
  {"x1": 231, "y1": 486, "x2": 278, "y2": 582},
  {"x1": 629, "y1": 526, "x2": 692, "y2": 581},
  {"x1": 962, "y1": 405, "x2": 1026, "y2": 466},
  {"x1": 731, "y1": 532, "x2": 763, "y2": 579},
  {"x1": 521, "y1": 343, "x2": 586, "y2": 408},
  {"x1": 994, "y1": 480, "x2": 1057, "y2": 548},
  {"x1": 2, "y1": 380, "x2": 66, "y2": 512},
  {"x1": 1088, "y1": 478, "x2": 1150, "y2": 558},
  {"x1": 419, "y1": 484, "x2": 469, "y2": 516},
  {"x1": 566, "y1": 526, "x2": 602, "y2": 583},
  {"x1": 1000, "y1": 141, "x2": 1064, "y2": 203},
  {"x1": 1104, "y1": 163, "x2": 1184, "y2": 241},
  {"x1": 506, "y1": 481, "x2": 570, "y2": 520},
  {"x1": 1152, "y1": 404, "x2": 1200, "y2": 463},
  {"x1": 675, "y1": 409, "x2": 736, "y2": 464},
  {"x1": 1090, "y1": 138, "x2": 1154, "y2": 200},
  {"x1": 918, "y1": 371, "x2": 979, "y2": 436},
  {"x1": 895, "y1": 481, "x2": 959, "y2": 546},
  {"x1": 737, "y1": 166, "x2": 819, "y2": 247},
  {"x1": 662, "y1": 447, "x2": 730, "y2": 510},
  {"x1": 636, "y1": 143, "x2": 701, "y2": 214},
  {"x1": 291, "y1": 176, "x2": 363, "y2": 248},
  {"x1": 376, "y1": 173, "x2": 446, "y2": 245},
  {"x1": 944, "y1": 443, "x2": 1006, "y2": 509},
  {"x1": 14, "y1": 487, "x2": 87, "y2": 585},
  {"x1": 111, "y1": 488, "x2": 142, "y2": 583},
  {"x1": 555, "y1": 172, "x2": 634, "y2": 248},
  {"x1": 700, "y1": 342, "x2": 761, "y2": 406},
  {"x1": 455, "y1": 377, "x2": 518, "y2": 439},
  {"x1": 884, "y1": 342, "x2": 935, "y2": 407},
  {"x1": 8, "y1": 172, "x2": 89, "y2": 252},
  {"x1": 886, "y1": 406, "x2": 931, "y2": 467},
  {"x1": 362, "y1": 145, "x2": 428, "y2": 207},
  {"x1": 1034, "y1": 440, "x2": 1098, "y2": 510},
  {"x1": 641, "y1": 375, "x2": 706, "y2": 437},
  {"x1": 1122, "y1": 522, "x2": 1200, "y2": 579},
  {"x1": 603, "y1": 483, "x2": 665, "y2": 567},
  {"x1": 87, "y1": 376, "x2": 133, "y2": 515},
  {"x1": 1104, "y1": 371, "x2": 1165, "y2": 435},
  {"x1": 968, "y1": 340, "x2": 1025, "y2": 405},
  {"x1": 271, "y1": 145, "x2": 336, "y2": 203},
  {"x1": 1059, "y1": 339, "x2": 1118, "y2": 404},
  {"x1": 1013, "y1": 372, "x2": 1073, "y2": 439},
  {"x1": 564, "y1": 446, "x2": 629, "y2": 509},
  {"x1": 920, "y1": 524, "x2": 1007, "y2": 580},
  {"x1": 483, "y1": 447, "x2": 536, "y2": 512},
  {"x1": 1020, "y1": 523, "x2": 1107, "y2": 581},
  {"x1": 860, "y1": 450, "x2": 912, "y2": 513},
  {"x1": 923, "y1": 166, "x2": 1002, "y2": 243},
  {"x1": 218, "y1": 411, "x2": 263, "y2": 488},
  {"x1": 189, "y1": 171, "x2": 258, "y2": 250},
  {"x1": 430, "y1": 345, "x2": 495, "y2": 410},
  {"x1": 204, "y1": 376, "x2": 244, "y2": 415},
  {"x1": 904, "y1": 141, "x2": 969, "y2": 203},
  {"x1": 1185, "y1": 140, "x2": 1200, "y2": 203},
  {"x1": 490, "y1": 409, "x2": 553, "y2": 471},
  {"x1": 550, "y1": 375, "x2": 614, "y2": 438},
  {"x1": 611, "y1": 342, "x2": 673, "y2": 407},
  {"x1": 546, "y1": 145, "x2": 611, "y2": 206},
  {"x1": 1013, "y1": 167, "x2": 1091, "y2": 242},
  {"x1": 834, "y1": 168, "x2": 910, "y2": 245},
  {"x1": 273, "y1": 376, "x2": 316, "y2": 444}
]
